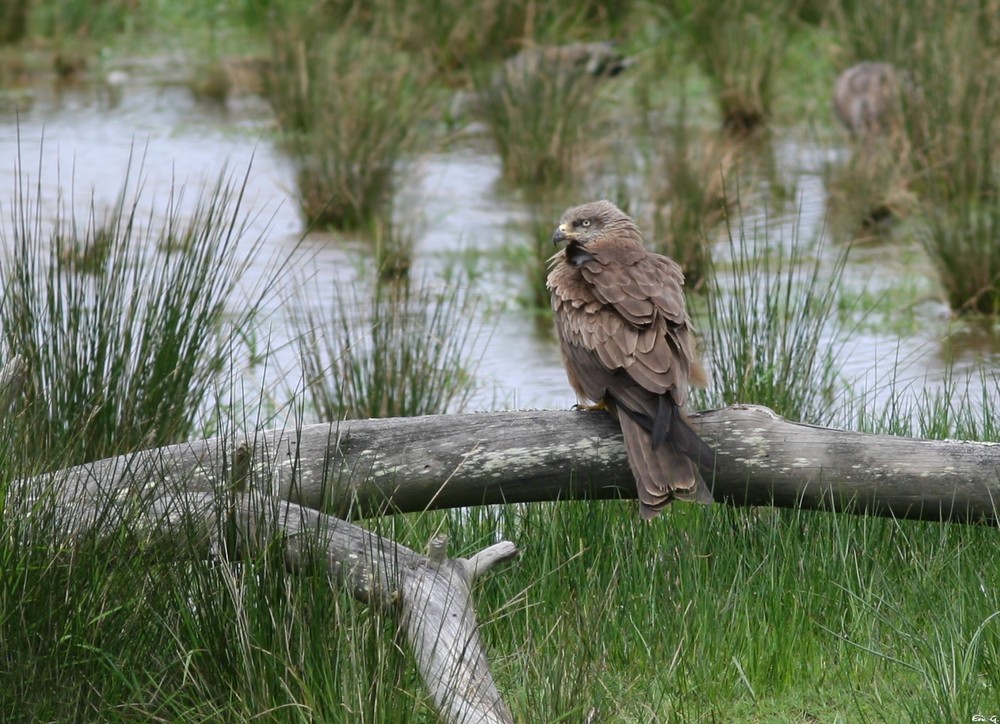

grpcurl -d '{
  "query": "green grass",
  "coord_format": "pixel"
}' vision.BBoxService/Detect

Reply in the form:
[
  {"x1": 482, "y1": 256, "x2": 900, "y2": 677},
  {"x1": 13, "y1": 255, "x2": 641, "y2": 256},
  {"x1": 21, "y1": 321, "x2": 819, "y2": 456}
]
[
  {"x1": 0, "y1": 150, "x2": 273, "y2": 469},
  {"x1": 371, "y1": 455, "x2": 1000, "y2": 721},
  {"x1": 5, "y1": 394, "x2": 999, "y2": 721},
  {"x1": 0, "y1": 468, "x2": 439, "y2": 721},
  {"x1": 372, "y1": 0, "x2": 534, "y2": 76},
  {"x1": 697, "y1": 205, "x2": 848, "y2": 425},
  {"x1": 294, "y1": 269, "x2": 487, "y2": 420}
]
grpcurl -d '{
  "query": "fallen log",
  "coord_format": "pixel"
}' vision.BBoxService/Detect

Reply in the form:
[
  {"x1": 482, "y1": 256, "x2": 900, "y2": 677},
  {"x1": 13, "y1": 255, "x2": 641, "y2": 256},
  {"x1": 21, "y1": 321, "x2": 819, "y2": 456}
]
[
  {"x1": 27, "y1": 488, "x2": 516, "y2": 724},
  {"x1": 17, "y1": 405, "x2": 1000, "y2": 525},
  {"x1": 11, "y1": 403, "x2": 1000, "y2": 720}
]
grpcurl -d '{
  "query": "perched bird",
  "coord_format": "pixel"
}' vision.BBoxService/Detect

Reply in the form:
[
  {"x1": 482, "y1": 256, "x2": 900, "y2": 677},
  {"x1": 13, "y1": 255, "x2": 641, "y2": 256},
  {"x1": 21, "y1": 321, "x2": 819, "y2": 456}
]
[
  {"x1": 832, "y1": 62, "x2": 911, "y2": 138},
  {"x1": 547, "y1": 200, "x2": 714, "y2": 519},
  {"x1": 454, "y1": 41, "x2": 636, "y2": 128},
  {"x1": 497, "y1": 41, "x2": 636, "y2": 86}
]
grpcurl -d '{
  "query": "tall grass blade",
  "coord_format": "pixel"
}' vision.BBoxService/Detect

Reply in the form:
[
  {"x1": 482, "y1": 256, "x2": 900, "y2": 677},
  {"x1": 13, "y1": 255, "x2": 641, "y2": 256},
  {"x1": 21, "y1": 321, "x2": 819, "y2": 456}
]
[
  {"x1": 0, "y1": 145, "x2": 271, "y2": 468},
  {"x1": 699, "y1": 205, "x2": 847, "y2": 423}
]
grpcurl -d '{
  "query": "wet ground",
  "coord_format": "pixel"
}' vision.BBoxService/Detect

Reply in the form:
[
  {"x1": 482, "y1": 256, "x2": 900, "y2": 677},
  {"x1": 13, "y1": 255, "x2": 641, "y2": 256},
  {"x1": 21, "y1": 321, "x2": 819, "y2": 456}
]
[{"x1": 2, "y1": 70, "x2": 998, "y2": 426}]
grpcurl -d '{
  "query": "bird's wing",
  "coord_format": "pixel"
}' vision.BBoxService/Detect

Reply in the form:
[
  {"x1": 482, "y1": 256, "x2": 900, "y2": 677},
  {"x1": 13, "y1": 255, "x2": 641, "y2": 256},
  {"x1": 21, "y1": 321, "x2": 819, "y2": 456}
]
[{"x1": 563, "y1": 239, "x2": 699, "y2": 407}]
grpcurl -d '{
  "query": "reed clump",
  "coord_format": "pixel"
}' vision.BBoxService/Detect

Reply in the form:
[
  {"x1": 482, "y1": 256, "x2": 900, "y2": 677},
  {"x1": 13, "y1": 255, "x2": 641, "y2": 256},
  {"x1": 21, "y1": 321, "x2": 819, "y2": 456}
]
[
  {"x1": 471, "y1": 43, "x2": 617, "y2": 189},
  {"x1": 823, "y1": 2, "x2": 927, "y2": 237},
  {"x1": 374, "y1": 0, "x2": 533, "y2": 76},
  {"x1": 640, "y1": 104, "x2": 737, "y2": 291},
  {"x1": 898, "y1": 3, "x2": 1000, "y2": 314},
  {"x1": 822, "y1": 147, "x2": 917, "y2": 241},
  {"x1": 295, "y1": 271, "x2": 485, "y2": 420},
  {"x1": 0, "y1": 0, "x2": 28, "y2": 44},
  {"x1": 827, "y1": 0, "x2": 928, "y2": 68},
  {"x1": 373, "y1": 0, "x2": 630, "y2": 76},
  {"x1": 662, "y1": 0, "x2": 795, "y2": 134},
  {"x1": 0, "y1": 157, "x2": 270, "y2": 468},
  {"x1": 267, "y1": 15, "x2": 432, "y2": 230},
  {"x1": 30, "y1": 0, "x2": 138, "y2": 40},
  {"x1": 699, "y1": 209, "x2": 847, "y2": 424},
  {"x1": 513, "y1": 194, "x2": 578, "y2": 310},
  {"x1": 920, "y1": 197, "x2": 1000, "y2": 315}
]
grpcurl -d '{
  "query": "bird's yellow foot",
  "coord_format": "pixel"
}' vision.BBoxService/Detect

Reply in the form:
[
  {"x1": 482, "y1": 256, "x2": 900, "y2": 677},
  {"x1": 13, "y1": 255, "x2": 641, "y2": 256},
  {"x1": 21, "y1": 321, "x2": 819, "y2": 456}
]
[{"x1": 572, "y1": 401, "x2": 607, "y2": 412}]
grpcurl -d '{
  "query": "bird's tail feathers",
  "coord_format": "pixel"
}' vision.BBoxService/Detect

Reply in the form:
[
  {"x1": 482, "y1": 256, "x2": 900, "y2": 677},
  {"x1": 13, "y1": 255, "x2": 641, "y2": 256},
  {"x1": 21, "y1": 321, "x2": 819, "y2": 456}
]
[
  {"x1": 651, "y1": 394, "x2": 672, "y2": 449},
  {"x1": 671, "y1": 413, "x2": 716, "y2": 470},
  {"x1": 618, "y1": 412, "x2": 714, "y2": 520},
  {"x1": 615, "y1": 395, "x2": 715, "y2": 471}
]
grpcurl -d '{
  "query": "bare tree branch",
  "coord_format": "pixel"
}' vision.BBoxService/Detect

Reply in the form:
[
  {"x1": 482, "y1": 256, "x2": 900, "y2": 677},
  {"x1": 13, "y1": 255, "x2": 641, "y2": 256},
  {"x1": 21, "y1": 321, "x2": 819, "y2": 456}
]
[
  {"x1": 30, "y1": 489, "x2": 516, "y2": 724},
  {"x1": 19, "y1": 405, "x2": 1000, "y2": 524}
]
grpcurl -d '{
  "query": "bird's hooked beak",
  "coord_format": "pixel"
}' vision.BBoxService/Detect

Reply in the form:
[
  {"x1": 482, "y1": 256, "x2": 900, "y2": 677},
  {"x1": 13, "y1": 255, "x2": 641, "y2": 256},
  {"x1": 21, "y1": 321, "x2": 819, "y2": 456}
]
[{"x1": 552, "y1": 223, "x2": 571, "y2": 246}]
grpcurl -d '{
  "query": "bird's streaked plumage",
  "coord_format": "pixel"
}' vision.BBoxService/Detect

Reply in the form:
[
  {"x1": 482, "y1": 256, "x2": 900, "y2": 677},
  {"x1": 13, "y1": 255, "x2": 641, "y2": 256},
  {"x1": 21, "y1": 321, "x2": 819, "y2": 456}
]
[{"x1": 547, "y1": 200, "x2": 713, "y2": 519}]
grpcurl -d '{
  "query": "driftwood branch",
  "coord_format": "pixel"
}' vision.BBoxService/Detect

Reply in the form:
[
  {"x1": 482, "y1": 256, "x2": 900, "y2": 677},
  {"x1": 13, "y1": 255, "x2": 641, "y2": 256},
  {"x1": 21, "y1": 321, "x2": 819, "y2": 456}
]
[
  {"x1": 20, "y1": 405, "x2": 1000, "y2": 525},
  {"x1": 403, "y1": 535, "x2": 517, "y2": 724},
  {"x1": 36, "y1": 489, "x2": 516, "y2": 724},
  {"x1": 13, "y1": 403, "x2": 1000, "y2": 719}
]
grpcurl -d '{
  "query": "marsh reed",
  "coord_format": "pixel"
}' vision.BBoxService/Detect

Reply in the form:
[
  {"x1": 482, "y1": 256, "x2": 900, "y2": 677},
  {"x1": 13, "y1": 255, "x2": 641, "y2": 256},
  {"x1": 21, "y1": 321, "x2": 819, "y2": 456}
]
[
  {"x1": 662, "y1": 0, "x2": 795, "y2": 134},
  {"x1": 267, "y1": 14, "x2": 432, "y2": 230},
  {"x1": 0, "y1": 154, "x2": 271, "y2": 468},
  {"x1": 294, "y1": 270, "x2": 485, "y2": 420}
]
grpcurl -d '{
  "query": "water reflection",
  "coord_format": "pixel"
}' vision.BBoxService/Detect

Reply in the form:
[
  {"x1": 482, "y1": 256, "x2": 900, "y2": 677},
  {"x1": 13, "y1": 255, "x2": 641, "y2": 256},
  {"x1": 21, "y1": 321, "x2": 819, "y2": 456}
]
[{"x1": 0, "y1": 71, "x2": 997, "y2": 426}]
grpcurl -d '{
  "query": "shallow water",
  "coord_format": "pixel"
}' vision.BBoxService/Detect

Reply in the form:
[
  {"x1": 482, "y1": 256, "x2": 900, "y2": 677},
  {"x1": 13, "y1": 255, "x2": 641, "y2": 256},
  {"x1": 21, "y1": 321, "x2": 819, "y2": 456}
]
[{"x1": 1, "y1": 72, "x2": 997, "y2": 429}]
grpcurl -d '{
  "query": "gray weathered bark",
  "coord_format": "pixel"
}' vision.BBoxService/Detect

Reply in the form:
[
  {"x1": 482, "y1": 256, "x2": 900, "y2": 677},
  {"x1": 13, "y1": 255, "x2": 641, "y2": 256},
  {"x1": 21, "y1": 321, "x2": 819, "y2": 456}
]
[
  {"x1": 13, "y1": 402, "x2": 1000, "y2": 721},
  {"x1": 17, "y1": 405, "x2": 1000, "y2": 525},
  {"x1": 27, "y1": 488, "x2": 515, "y2": 724}
]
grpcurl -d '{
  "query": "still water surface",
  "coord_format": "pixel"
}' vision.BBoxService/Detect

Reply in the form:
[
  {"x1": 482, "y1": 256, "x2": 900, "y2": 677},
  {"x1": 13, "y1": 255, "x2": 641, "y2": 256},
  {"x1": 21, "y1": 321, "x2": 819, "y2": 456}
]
[{"x1": 2, "y1": 73, "x2": 997, "y2": 426}]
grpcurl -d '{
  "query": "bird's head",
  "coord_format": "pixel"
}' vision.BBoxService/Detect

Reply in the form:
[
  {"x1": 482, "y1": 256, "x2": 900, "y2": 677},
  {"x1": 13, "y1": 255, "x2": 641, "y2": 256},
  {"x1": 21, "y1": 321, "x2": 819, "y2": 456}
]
[{"x1": 552, "y1": 200, "x2": 641, "y2": 256}]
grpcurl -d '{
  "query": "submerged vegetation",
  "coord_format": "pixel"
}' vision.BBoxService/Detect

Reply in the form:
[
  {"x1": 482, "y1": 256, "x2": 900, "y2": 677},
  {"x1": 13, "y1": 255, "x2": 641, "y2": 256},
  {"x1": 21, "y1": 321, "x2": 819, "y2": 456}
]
[{"x1": 1, "y1": 0, "x2": 1000, "y2": 721}]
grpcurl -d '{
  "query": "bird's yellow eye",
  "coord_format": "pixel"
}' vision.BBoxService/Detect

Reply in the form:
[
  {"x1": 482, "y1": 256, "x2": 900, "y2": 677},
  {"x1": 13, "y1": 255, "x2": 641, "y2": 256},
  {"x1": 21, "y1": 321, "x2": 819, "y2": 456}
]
[{"x1": 581, "y1": 219, "x2": 591, "y2": 228}]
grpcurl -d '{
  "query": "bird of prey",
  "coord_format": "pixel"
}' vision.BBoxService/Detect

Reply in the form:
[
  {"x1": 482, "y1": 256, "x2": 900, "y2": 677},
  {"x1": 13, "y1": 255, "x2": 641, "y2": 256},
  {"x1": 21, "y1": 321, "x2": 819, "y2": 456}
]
[
  {"x1": 498, "y1": 41, "x2": 636, "y2": 87},
  {"x1": 832, "y1": 62, "x2": 912, "y2": 138},
  {"x1": 547, "y1": 200, "x2": 714, "y2": 519}
]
